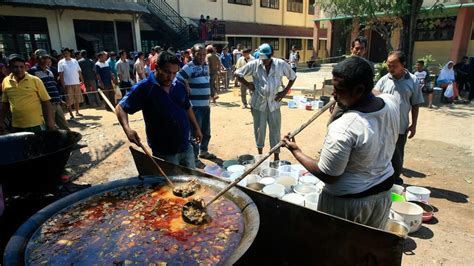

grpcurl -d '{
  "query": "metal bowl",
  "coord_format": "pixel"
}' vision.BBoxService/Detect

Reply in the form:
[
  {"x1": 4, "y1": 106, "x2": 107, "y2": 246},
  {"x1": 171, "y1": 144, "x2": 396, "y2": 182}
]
[
  {"x1": 384, "y1": 219, "x2": 409, "y2": 238},
  {"x1": 3, "y1": 176, "x2": 259, "y2": 265},
  {"x1": 238, "y1": 154, "x2": 255, "y2": 165}
]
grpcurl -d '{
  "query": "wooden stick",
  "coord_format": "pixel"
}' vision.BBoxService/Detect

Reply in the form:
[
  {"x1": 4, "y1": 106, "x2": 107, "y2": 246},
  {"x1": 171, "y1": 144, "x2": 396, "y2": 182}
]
[
  {"x1": 98, "y1": 88, "x2": 174, "y2": 187},
  {"x1": 204, "y1": 98, "x2": 336, "y2": 208},
  {"x1": 137, "y1": 142, "x2": 175, "y2": 188}
]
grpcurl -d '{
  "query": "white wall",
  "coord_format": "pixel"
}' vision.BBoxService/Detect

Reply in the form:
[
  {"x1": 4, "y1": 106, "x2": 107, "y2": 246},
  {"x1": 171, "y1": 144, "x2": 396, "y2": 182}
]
[{"x1": 0, "y1": 5, "x2": 139, "y2": 52}]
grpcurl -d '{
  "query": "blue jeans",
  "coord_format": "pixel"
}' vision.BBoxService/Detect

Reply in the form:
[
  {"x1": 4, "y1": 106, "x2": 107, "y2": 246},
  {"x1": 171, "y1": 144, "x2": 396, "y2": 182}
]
[
  {"x1": 155, "y1": 144, "x2": 196, "y2": 169},
  {"x1": 192, "y1": 106, "x2": 211, "y2": 159}
]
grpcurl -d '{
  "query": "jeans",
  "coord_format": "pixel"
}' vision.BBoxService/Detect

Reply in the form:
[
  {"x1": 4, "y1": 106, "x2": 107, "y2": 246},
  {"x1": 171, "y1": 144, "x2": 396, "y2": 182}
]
[
  {"x1": 251, "y1": 106, "x2": 281, "y2": 153},
  {"x1": 391, "y1": 134, "x2": 408, "y2": 185},
  {"x1": 155, "y1": 144, "x2": 195, "y2": 169},
  {"x1": 192, "y1": 106, "x2": 211, "y2": 159}
]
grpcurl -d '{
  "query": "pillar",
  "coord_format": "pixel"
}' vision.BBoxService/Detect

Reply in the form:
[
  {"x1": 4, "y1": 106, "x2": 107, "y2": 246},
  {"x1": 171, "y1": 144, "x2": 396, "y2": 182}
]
[
  {"x1": 450, "y1": 7, "x2": 474, "y2": 63},
  {"x1": 314, "y1": 21, "x2": 320, "y2": 57},
  {"x1": 326, "y1": 20, "x2": 333, "y2": 57}
]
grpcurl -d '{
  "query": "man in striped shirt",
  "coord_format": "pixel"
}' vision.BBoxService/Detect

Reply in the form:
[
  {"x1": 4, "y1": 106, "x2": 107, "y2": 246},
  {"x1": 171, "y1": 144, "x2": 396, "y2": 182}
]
[
  {"x1": 177, "y1": 43, "x2": 216, "y2": 168},
  {"x1": 236, "y1": 43, "x2": 296, "y2": 161},
  {"x1": 29, "y1": 49, "x2": 69, "y2": 130}
]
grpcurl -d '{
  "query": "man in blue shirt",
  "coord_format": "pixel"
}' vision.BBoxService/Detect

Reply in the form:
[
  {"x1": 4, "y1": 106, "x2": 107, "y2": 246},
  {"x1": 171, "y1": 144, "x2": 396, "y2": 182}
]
[
  {"x1": 29, "y1": 49, "x2": 69, "y2": 130},
  {"x1": 115, "y1": 51, "x2": 202, "y2": 168},
  {"x1": 177, "y1": 43, "x2": 216, "y2": 169},
  {"x1": 107, "y1": 51, "x2": 118, "y2": 79},
  {"x1": 220, "y1": 46, "x2": 233, "y2": 90}
]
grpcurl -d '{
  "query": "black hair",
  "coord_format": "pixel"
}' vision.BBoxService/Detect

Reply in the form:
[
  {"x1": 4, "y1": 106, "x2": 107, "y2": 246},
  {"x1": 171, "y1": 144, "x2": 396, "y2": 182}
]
[
  {"x1": 157, "y1": 51, "x2": 180, "y2": 69},
  {"x1": 332, "y1": 57, "x2": 374, "y2": 95},
  {"x1": 416, "y1": 60, "x2": 424, "y2": 65},
  {"x1": 388, "y1": 50, "x2": 406, "y2": 65},
  {"x1": 80, "y1": 50, "x2": 88, "y2": 57},
  {"x1": 242, "y1": 48, "x2": 252, "y2": 53},
  {"x1": 351, "y1": 36, "x2": 368, "y2": 48},
  {"x1": 137, "y1": 52, "x2": 144, "y2": 57},
  {"x1": 192, "y1": 43, "x2": 205, "y2": 54},
  {"x1": 222, "y1": 45, "x2": 229, "y2": 50},
  {"x1": 119, "y1": 50, "x2": 127, "y2": 56}
]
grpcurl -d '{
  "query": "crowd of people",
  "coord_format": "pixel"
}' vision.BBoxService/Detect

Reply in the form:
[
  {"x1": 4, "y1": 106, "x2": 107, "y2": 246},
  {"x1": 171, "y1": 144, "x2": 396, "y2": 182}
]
[{"x1": 1, "y1": 37, "x2": 473, "y2": 230}]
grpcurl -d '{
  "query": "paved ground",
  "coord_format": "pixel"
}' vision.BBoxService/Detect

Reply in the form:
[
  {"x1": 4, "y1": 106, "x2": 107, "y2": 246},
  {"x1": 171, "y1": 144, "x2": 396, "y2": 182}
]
[{"x1": 62, "y1": 70, "x2": 474, "y2": 265}]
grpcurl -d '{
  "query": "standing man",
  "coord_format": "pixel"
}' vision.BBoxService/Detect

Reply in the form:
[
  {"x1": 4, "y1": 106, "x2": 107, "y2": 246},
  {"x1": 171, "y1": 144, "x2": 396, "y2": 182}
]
[
  {"x1": 206, "y1": 45, "x2": 222, "y2": 102},
  {"x1": 28, "y1": 49, "x2": 69, "y2": 130},
  {"x1": 220, "y1": 46, "x2": 233, "y2": 90},
  {"x1": 95, "y1": 51, "x2": 115, "y2": 110},
  {"x1": 232, "y1": 44, "x2": 243, "y2": 86},
  {"x1": 235, "y1": 48, "x2": 255, "y2": 108},
  {"x1": 414, "y1": 60, "x2": 434, "y2": 108},
  {"x1": 134, "y1": 52, "x2": 146, "y2": 82},
  {"x1": 0, "y1": 54, "x2": 56, "y2": 134},
  {"x1": 374, "y1": 51, "x2": 424, "y2": 185},
  {"x1": 58, "y1": 48, "x2": 84, "y2": 118},
  {"x1": 78, "y1": 50, "x2": 101, "y2": 107},
  {"x1": 116, "y1": 50, "x2": 132, "y2": 97},
  {"x1": 116, "y1": 51, "x2": 202, "y2": 168},
  {"x1": 178, "y1": 43, "x2": 216, "y2": 168},
  {"x1": 235, "y1": 43, "x2": 296, "y2": 161},
  {"x1": 107, "y1": 51, "x2": 118, "y2": 80},
  {"x1": 288, "y1": 45, "x2": 299, "y2": 73}
]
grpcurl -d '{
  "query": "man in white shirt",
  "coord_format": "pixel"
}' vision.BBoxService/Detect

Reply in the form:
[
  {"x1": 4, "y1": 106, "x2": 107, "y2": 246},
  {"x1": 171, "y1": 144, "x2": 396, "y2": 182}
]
[
  {"x1": 235, "y1": 48, "x2": 254, "y2": 108},
  {"x1": 235, "y1": 43, "x2": 296, "y2": 161},
  {"x1": 58, "y1": 48, "x2": 84, "y2": 117},
  {"x1": 283, "y1": 56, "x2": 400, "y2": 229},
  {"x1": 288, "y1": 45, "x2": 299, "y2": 73}
]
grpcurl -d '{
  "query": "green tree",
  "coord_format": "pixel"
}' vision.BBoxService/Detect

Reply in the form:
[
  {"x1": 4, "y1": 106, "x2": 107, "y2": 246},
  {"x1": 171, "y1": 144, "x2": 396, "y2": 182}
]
[{"x1": 315, "y1": 0, "x2": 446, "y2": 65}]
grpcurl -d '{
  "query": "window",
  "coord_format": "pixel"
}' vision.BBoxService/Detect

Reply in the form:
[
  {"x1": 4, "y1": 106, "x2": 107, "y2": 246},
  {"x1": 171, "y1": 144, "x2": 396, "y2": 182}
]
[
  {"x1": 307, "y1": 39, "x2": 313, "y2": 50},
  {"x1": 228, "y1": 0, "x2": 252, "y2": 5},
  {"x1": 261, "y1": 0, "x2": 279, "y2": 9},
  {"x1": 287, "y1": 39, "x2": 302, "y2": 50},
  {"x1": 261, "y1": 38, "x2": 279, "y2": 50},
  {"x1": 0, "y1": 16, "x2": 51, "y2": 57},
  {"x1": 308, "y1": 0, "x2": 315, "y2": 15},
  {"x1": 228, "y1": 37, "x2": 252, "y2": 50},
  {"x1": 74, "y1": 20, "x2": 116, "y2": 54},
  {"x1": 415, "y1": 16, "x2": 456, "y2": 41},
  {"x1": 287, "y1": 0, "x2": 303, "y2": 13}
]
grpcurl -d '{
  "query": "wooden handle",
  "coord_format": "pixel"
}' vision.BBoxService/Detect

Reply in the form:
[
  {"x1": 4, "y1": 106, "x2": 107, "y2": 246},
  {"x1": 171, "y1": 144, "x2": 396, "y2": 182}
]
[
  {"x1": 97, "y1": 88, "x2": 115, "y2": 111},
  {"x1": 138, "y1": 142, "x2": 175, "y2": 188},
  {"x1": 204, "y1": 98, "x2": 336, "y2": 207}
]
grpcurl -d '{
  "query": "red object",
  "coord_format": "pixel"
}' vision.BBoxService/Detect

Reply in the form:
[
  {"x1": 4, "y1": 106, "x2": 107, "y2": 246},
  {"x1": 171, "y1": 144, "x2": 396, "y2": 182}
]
[{"x1": 80, "y1": 83, "x2": 86, "y2": 93}]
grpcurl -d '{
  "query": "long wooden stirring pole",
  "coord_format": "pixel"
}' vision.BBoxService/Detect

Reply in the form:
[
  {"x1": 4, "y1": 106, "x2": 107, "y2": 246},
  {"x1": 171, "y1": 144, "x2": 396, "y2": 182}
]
[
  {"x1": 97, "y1": 88, "x2": 175, "y2": 188},
  {"x1": 203, "y1": 99, "x2": 336, "y2": 208}
]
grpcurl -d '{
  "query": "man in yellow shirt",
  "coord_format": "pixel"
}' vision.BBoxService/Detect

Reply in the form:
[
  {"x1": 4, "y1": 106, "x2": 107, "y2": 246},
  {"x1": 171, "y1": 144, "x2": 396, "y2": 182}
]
[{"x1": 0, "y1": 54, "x2": 56, "y2": 134}]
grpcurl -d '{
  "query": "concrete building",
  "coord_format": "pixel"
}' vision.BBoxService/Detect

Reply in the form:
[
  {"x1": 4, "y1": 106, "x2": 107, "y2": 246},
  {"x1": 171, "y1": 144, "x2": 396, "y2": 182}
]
[
  {"x1": 313, "y1": 0, "x2": 474, "y2": 65},
  {"x1": 0, "y1": 0, "x2": 148, "y2": 58},
  {"x1": 159, "y1": 0, "x2": 316, "y2": 62}
]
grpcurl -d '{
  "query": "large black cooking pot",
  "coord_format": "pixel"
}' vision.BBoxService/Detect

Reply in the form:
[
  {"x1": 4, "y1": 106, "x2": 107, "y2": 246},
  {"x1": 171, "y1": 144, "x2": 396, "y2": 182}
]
[
  {"x1": 0, "y1": 130, "x2": 81, "y2": 196},
  {"x1": 3, "y1": 175, "x2": 259, "y2": 265}
]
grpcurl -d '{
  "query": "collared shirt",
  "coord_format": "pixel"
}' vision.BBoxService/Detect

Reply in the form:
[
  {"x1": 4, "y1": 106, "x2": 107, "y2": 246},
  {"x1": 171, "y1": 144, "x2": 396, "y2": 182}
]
[
  {"x1": 1, "y1": 73, "x2": 51, "y2": 128},
  {"x1": 28, "y1": 65, "x2": 60, "y2": 103},
  {"x1": 220, "y1": 52, "x2": 233, "y2": 69},
  {"x1": 375, "y1": 70, "x2": 424, "y2": 134},
  {"x1": 116, "y1": 59, "x2": 131, "y2": 82},
  {"x1": 235, "y1": 58, "x2": 296, "y2": 112},
  {"x1": 107, "y1": 58, "x2": 117, "y2": 77},
  {"x1": 78, "y1": 58, "x2": 96, "y2": 82},
  {"x1": 177, "y1": 60, "x2": 210, "y2": 107},
  {"x1": 94, "y1": 61, "x2": 113, "y2": 86},
  {"x1": 235, "y1": 55, "x2": 255, "y2": 82},
  {"x1": 118, "y1": 74, "x2": 191, "y2": 155}
]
